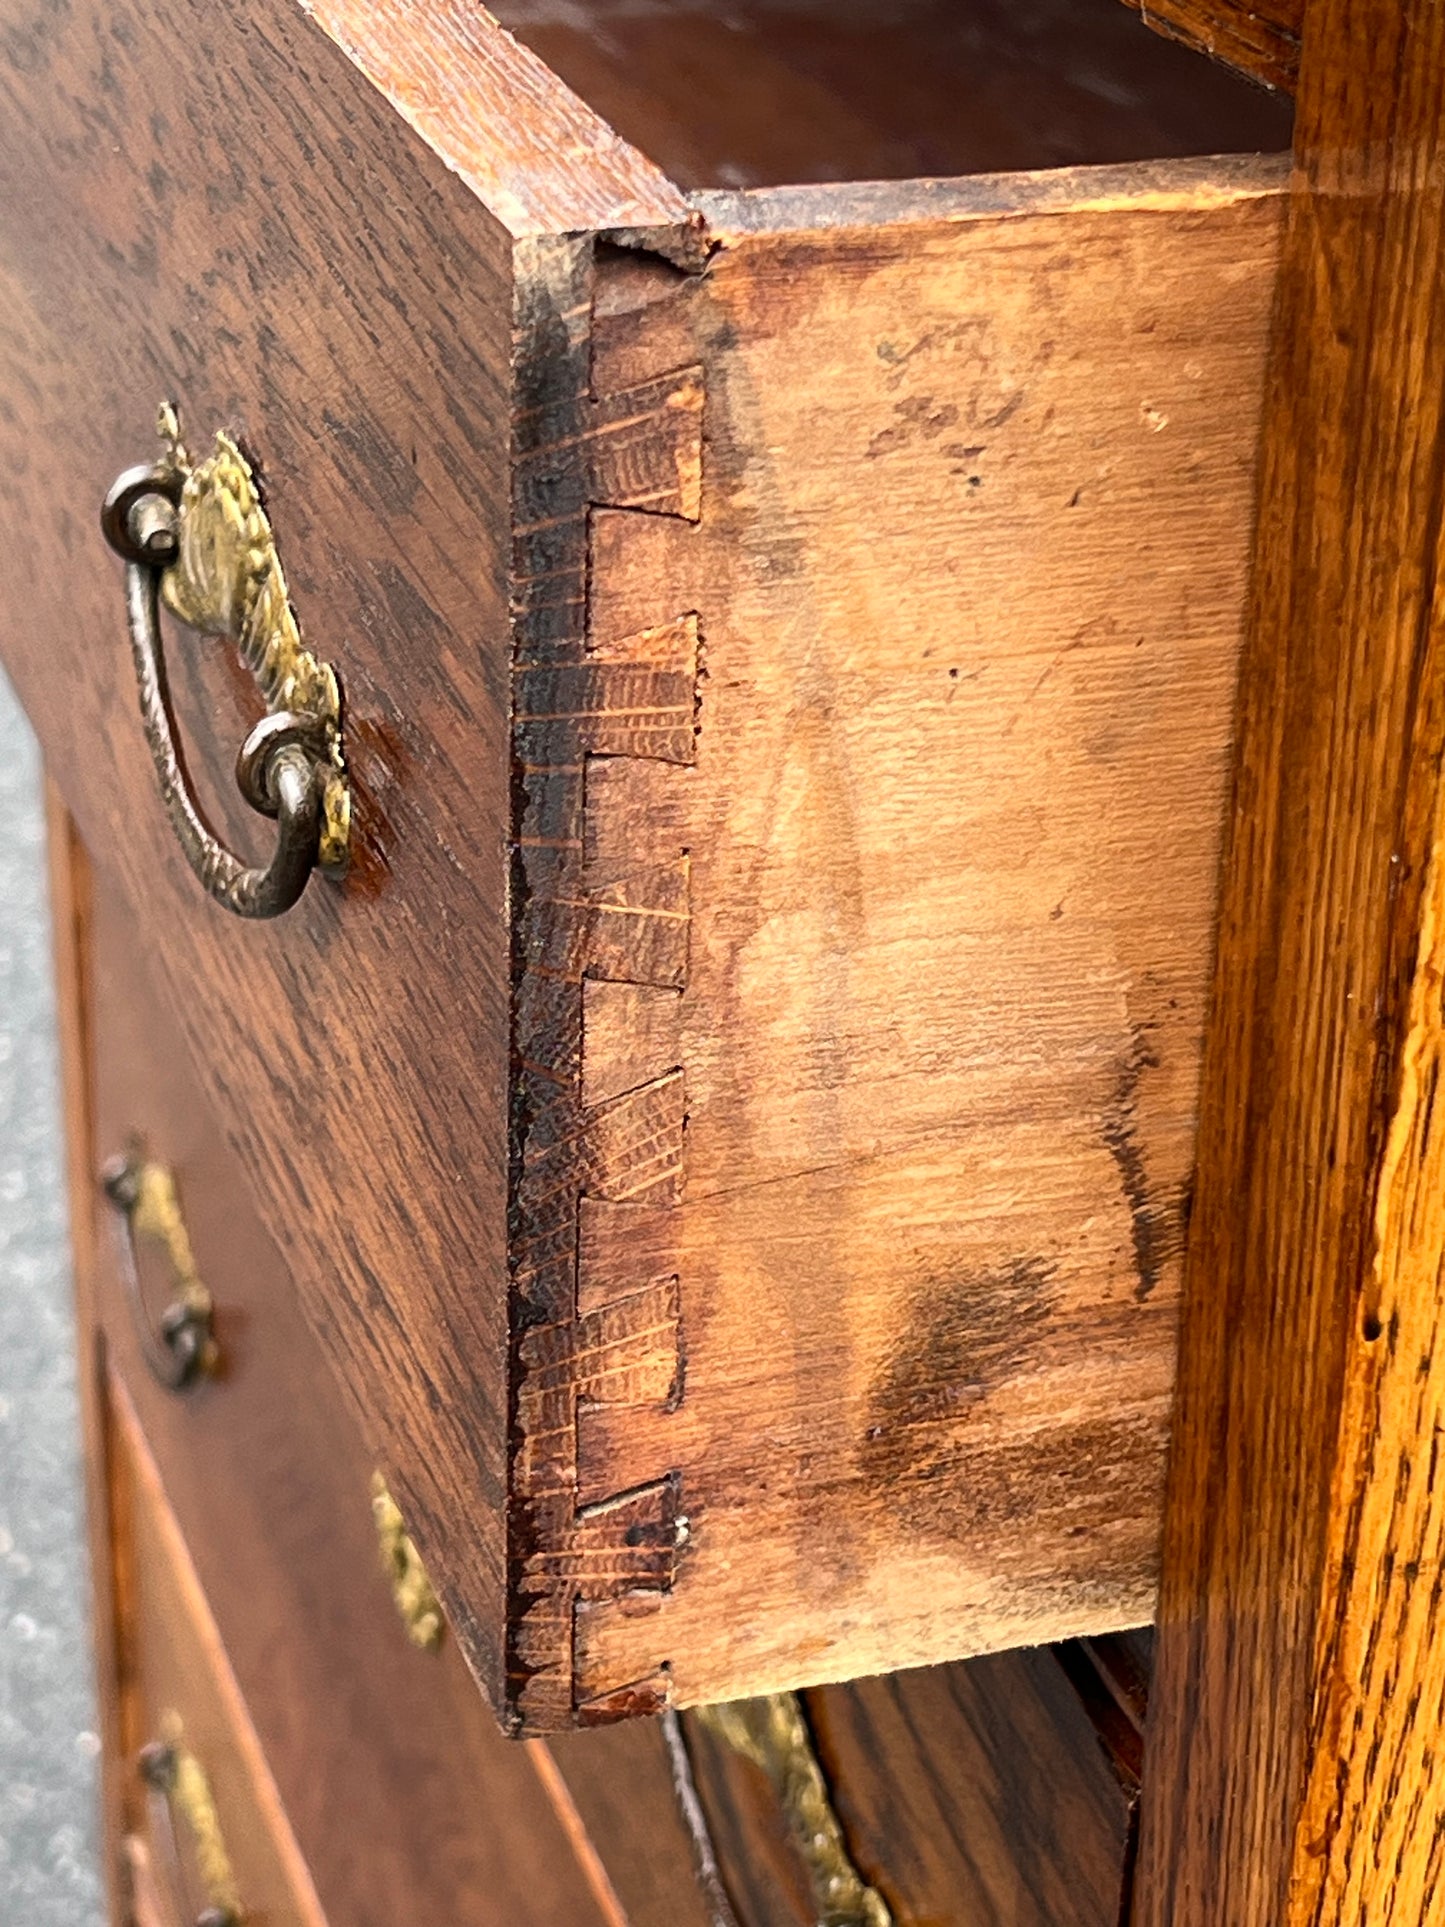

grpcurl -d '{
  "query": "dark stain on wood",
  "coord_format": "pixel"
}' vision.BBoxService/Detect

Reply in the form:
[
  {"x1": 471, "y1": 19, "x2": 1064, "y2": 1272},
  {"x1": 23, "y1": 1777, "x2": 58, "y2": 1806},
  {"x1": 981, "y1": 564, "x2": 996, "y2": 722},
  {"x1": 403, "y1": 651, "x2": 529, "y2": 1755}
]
[
  {"x1": 1100, "y1": 1028, "x2": 1181, "y2": 1301},
  {"x1": 862, "y1": 1255, "x2": 1059, "y2": 1501}
]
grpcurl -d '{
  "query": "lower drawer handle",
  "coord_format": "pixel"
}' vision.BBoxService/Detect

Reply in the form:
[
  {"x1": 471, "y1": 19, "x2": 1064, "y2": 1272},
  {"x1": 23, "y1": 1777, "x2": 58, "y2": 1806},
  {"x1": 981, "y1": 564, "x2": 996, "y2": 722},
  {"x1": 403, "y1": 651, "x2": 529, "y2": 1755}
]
[
  {"x1": 138, "y1": 1737, "x2": 241, "y2": 1927},
  {"x1": 100, "y1": 406, "x2": 349, "y2": 920},
  {"x1": 100, "y1": 1150, "x2": 217, "y2": 1392}
]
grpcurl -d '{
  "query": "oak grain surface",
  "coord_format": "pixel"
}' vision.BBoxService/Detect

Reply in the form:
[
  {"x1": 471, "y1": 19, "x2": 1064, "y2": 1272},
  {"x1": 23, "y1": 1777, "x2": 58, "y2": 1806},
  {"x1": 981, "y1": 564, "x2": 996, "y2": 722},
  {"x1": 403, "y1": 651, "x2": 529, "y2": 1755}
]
[
  {"x1": 80, "y1": 860, "x2": 613, "y2": 1927},
  {"x1": 0, "y1": 0, "x2": 518, "y2": 1705},
  {"x1": 1119, "y1": 0, "x2": 1302, "y2": 92},
  {"x1": 561, "y1": 158, "x2": 1285, "y2": 1711},
  {"x1": 804, "y1": 1654, "x2": 1137, "y2": 1927},
  {"x1": 1136, "y1": 0, "x2": 1445, "y2": 1919}
]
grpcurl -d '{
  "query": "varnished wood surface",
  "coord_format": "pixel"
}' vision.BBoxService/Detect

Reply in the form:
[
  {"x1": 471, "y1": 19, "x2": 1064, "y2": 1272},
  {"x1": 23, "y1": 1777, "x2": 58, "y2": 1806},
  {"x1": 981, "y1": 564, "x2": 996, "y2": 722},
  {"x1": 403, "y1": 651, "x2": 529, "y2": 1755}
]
[
  {"x1": 1120, "y1": 0, "x2": 1302, "y2": 92},
  {"x1": 78, "y1": 857, "x2": 615, "y2": 1927},
  {"x1": 1136, "y1": 1, "x2": 1445, "y2": 1920},
  {"x1": 546, "y1": 1645, "x2": 1142, "y2": 1927},
  {"x1": 44, "y1": 795, "x2": 130, "y2": 1927},
  {"x1": 303, "y1": 0, "x2": 690, "y2": 236},
  {"x1": 804, "y1": 1655, "x2": 1137, "y2": 1926},
  {"x1": 0, "y1": 0, "x2": 521, "y2": 1706},
  {"x1": 107, "y1": 1377, "x2": 328, "y2": 1927},
  {"x1": 489, "y1": 0, "x2": 1291, "y2": 191},
  {"x1": 540, "y1": 157, "x2": 1285, "y2": 1713}
]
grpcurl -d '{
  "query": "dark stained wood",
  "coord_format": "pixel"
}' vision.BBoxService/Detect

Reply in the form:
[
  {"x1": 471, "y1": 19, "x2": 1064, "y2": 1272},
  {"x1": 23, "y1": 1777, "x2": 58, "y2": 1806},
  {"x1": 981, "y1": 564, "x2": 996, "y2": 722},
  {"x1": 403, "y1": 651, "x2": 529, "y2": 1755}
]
[
  {"x1": 77, "y1": 854, "x2": 617, "y2": 1927},
  {"x1": 1135, "y1": 1, "x2": 1445, "y2": 1919},
  {"x1": 507, "y1": 233, "x2": 702, "y2": 1731},
  {"x1": 489, "y1": 0, "x2": 1291, "y2": 190},
  {"x1": 1120, "y1": 0, "x2": 1302, "y2": 94},
  {"x1": 0, "y1": 0, "x2": 679, "y2": 1721},
  {"x1": 106, "y1": 1376, "x2": 328, "y2": 1927},
  {"x1": 803, "y1": 1656, "x2": 1138, "y2": 1927}
]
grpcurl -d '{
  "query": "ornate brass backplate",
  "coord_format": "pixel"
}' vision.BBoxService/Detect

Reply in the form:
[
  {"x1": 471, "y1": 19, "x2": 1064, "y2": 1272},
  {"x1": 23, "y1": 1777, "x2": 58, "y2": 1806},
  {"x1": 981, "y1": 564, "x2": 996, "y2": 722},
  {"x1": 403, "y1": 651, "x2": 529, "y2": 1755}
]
[
  {"x1": 678, "y1": 1693, "x2": 893, "y2": 1927},
  {"x1": 101, "y1": 405, "x2": 349, "y2": 918},
  {"x1": 100, "y1": 1148, "x2": 218, "y2": 1392},
  {"x1": 370, "y1": 1473, "x2": 445, "y2": 1651},
  {"x1": 138, "y1": 1714, "x2": 241, "y2": 1927},
  {"x1": 154, "y1": 404, "x2": 349, "y2": 876}
]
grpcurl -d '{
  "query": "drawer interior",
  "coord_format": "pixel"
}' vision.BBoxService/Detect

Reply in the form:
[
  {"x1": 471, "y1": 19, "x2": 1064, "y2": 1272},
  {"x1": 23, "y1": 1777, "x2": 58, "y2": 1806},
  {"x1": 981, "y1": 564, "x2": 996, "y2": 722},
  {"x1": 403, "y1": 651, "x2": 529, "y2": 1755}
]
[{"x1": 486, "y1": 0, "x2": 1292, "y2": 189}]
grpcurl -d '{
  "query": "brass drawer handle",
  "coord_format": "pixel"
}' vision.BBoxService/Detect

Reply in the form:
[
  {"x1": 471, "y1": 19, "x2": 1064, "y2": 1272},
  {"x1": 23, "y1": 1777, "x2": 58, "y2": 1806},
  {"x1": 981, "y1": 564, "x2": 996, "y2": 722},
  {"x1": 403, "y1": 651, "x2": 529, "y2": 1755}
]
[
  {"x1": 100, "y1": 1149, "x2": 217, "y2": 1393},
  {"x1": 101, "y1": 406, "x2": 349, "y2": 920},
  {"x1": 138, "y1": 1734, "x2": 241, "y2": 1927}
]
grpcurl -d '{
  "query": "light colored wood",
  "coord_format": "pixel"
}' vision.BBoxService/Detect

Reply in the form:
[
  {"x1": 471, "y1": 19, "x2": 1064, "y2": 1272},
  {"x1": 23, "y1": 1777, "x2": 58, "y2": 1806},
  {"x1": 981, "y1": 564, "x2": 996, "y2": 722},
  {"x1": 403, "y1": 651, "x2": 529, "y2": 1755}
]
[
  {"x1": 108, "y1": 1375, "x2": 328, "y2": 1927},
  {"x1": 1135, "y1": 1, "x2": 1445, "y2": 1919},
  {"x1": 509, "y1": 155, "x2": 1288, "y2": 1718},
  {"x1": 1301, "y1": 761, "x2": 1445, "y2": 1917}
]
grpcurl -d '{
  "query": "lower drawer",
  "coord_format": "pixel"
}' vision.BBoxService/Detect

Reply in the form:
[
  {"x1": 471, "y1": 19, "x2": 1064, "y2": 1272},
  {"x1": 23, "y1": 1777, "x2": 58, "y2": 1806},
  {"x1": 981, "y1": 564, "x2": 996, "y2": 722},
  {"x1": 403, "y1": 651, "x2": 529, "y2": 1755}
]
[
  {"x1": 547, "y1": 1638, "x2": 1146, "y2": 1927},
  {"x1": 108, "y1": 1377, "x2": 324, "y2": 1927},
  {"x1": 76, "y1": 857, "x2": 615, "y2": 1927}
]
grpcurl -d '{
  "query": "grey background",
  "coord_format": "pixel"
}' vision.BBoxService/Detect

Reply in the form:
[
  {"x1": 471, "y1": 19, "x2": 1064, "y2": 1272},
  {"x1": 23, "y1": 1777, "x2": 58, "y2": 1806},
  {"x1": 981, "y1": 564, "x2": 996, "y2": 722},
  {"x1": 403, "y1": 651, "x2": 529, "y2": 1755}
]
[{"x1": 0, "y1": 668, "x2": 105, "y2": 1923}]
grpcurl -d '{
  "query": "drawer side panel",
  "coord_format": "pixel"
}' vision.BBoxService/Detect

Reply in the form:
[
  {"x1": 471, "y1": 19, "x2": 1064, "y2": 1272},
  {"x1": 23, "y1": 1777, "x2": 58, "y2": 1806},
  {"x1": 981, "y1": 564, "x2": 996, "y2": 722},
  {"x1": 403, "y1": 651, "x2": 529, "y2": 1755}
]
[{"x1": 540, "y1": 164, "x2": 1286, "y2": 1714}]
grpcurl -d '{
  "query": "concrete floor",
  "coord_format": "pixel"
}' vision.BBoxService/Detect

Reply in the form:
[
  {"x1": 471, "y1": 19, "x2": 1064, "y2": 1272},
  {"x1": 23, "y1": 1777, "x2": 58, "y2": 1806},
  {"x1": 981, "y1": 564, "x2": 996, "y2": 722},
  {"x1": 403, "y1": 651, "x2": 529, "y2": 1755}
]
[{"x1": 0, "y1": 669, "x2": 105, "y2": 1923}]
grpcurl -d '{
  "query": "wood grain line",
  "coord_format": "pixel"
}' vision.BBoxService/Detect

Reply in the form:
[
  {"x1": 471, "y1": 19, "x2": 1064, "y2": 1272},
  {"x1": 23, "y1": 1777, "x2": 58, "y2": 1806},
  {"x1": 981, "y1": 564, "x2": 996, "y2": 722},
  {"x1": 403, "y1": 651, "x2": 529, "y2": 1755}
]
[
  {"x1": 302, "y1": 0, "x2": 691, "y2": 239},
  {"x1": 1136, "y1": 1, "x2": 1445, "y2": 1915}
]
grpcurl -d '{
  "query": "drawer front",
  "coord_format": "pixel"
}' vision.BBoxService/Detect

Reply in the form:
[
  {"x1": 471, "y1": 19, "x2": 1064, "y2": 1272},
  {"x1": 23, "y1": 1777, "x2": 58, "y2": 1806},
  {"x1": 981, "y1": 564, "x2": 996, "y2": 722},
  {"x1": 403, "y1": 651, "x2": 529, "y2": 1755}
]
[
  {"x1": 81, "y1": 862, "x2": 615, "y2": 1927},
  {"x1": 109, "y1": 1378, "x2": 326, "y2": 1927}
]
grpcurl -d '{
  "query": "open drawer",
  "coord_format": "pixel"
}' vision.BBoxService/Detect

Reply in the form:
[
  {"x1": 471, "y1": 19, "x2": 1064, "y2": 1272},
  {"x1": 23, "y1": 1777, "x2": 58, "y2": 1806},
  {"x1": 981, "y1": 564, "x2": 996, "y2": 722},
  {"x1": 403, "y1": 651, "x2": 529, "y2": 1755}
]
[{"x1": 0, "y1": 0, "x2": 1288, "y2": 1731}]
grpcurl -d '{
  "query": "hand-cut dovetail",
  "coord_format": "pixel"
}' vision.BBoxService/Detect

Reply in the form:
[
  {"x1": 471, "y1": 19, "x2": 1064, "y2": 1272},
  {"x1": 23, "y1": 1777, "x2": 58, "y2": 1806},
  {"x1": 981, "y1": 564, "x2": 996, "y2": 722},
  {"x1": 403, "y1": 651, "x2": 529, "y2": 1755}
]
[{"x1": 510, "y1": 238, "x2": 702, "y2": 1730}]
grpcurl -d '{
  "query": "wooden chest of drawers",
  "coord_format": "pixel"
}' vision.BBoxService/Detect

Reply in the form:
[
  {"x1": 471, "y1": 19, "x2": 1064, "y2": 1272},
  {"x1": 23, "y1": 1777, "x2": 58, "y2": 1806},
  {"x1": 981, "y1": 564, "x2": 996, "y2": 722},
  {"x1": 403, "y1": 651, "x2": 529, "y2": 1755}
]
[
  {"x1": 8, "y1": 0, "x2": 1444, "y2": 1914},
  {"x1": 0, "y1": 0, "x2": 1291, "y2": 1740},
  {"x1": 1, "y1": 0, "x2": 1361, "y2": 1916}
]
